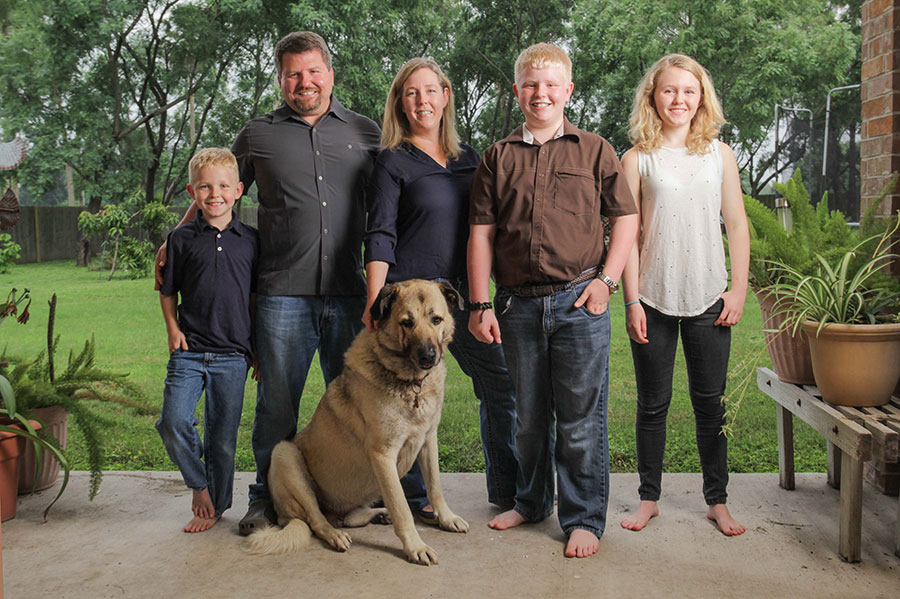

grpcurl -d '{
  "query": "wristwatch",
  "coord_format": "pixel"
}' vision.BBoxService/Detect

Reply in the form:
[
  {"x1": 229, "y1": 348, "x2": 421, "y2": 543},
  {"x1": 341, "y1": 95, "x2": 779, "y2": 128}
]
[{"x1": 596, "y1": 272, "x2": 619, "y2": 294}]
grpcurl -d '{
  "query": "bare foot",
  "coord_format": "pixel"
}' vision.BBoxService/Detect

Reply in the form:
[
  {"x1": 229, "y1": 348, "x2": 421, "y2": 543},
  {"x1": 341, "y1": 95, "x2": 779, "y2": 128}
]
[
  {"x1": 184, "y1": 514, "x2": 220, "y2": 533},
  {"x1": 192, "y1": 488, "x2": 215, "y2": 519},
  {"x1": 707, "y1": 504, "x2": 745, "y2": 536},
  {"x1": 487, "y1": 509, "x2": 526, "y2": 530},
  {"x1": 565, "y1": 528, "x2": 599, "y2": 558},
  {"x1": 620, "y1": 500, "x2": 659, "y2": 531}
]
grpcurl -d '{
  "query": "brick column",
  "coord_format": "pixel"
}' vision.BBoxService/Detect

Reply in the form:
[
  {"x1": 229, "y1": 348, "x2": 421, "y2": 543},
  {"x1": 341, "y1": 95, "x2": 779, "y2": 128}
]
[{"x1": 862, "y1": 0, "x2": 900, "y2": 217}]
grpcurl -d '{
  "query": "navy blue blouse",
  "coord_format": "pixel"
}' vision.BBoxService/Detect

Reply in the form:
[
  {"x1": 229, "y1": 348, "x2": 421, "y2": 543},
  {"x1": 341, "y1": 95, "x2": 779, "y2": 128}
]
[{"x1": 364, "y1": 142, "x2": 479, "y2": 283}]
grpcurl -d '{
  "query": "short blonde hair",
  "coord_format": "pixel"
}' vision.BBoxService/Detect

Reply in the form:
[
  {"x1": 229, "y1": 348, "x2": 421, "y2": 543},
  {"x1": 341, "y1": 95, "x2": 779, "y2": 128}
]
[
  {"x1": 514, "y1": 43, "x2": 572, "y2": 84},
  {"x1": 629, "y1": 54, "x2": 725, "y2": 155},
  {"x1": 189, "y1": 148, "x2": 240, "y2": 186},
  {"x1": 381, "y1": 58, "x2": 461, "y2": 159}
]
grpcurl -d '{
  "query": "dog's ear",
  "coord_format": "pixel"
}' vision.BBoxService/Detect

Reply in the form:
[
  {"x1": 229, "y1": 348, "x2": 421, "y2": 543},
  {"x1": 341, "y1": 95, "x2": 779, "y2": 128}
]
[
  {"x1": 371, "y1": 284, "x2": 399, "y2": 322},
  {"x1": 438, "y1": 281, "x2": 463, "y2": 312}
]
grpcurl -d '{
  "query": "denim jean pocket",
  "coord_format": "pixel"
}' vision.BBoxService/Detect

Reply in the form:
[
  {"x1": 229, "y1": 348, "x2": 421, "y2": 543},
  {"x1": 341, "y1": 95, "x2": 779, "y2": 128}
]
[{"x1": 578, "y1": 302, "x2": 609, "y2": 317}]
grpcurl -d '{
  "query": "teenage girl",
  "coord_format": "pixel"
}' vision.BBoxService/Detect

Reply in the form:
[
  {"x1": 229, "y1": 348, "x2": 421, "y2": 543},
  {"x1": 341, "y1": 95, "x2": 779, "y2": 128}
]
[{"x1": 619, "y1": 54, "x2": 749, "y2": 536}]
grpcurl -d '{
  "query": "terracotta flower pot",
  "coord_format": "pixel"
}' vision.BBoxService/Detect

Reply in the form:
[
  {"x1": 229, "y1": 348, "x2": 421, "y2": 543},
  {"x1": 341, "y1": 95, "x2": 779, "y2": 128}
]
[
  {"x1": 0, "y1": 419, "x2": 42, "y2": 522},
  {"x1": 801, "y1": 320, "x2": 900, "y2": 407},
  {"x1": 755, "y1": 290, "x2": 815, "y2": 385},
  {"x1": 17, "y1": 406, "x2": 68, "y2": 494}
]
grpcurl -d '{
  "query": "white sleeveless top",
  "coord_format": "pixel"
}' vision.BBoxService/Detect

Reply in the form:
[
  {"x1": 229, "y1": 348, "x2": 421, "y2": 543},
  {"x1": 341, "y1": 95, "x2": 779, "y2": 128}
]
[{"x1": 637, "y1": 143, "x2": 728, "y2": 317}]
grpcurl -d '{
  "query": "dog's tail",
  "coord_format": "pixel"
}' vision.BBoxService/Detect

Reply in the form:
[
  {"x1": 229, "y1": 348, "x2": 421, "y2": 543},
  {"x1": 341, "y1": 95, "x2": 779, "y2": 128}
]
[{"x1": 241, "y1": 519, "x2": 313, "y2": 555}]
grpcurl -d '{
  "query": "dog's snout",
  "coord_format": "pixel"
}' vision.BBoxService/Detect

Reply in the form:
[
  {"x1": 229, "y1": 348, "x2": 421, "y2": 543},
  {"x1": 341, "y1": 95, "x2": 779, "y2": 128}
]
[{"x1": 417, "y1": 344, "x2": 437, "y2": 369}]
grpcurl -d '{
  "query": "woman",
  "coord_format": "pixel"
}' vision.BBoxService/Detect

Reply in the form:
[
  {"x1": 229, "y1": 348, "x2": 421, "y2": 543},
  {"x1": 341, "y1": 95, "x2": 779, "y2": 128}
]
[
  {"x1": 363, "y1": 58, "x2": 518, "y2": 520},
  {"x1": 619, "y1": 54, "x2": 750, "y2": 536}
]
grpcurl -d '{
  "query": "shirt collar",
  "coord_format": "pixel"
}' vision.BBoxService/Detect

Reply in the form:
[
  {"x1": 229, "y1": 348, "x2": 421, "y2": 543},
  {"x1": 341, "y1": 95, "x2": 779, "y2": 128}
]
[
  {"x1": 502, "y1": 118, "x2": 581, "y2": 146},
  {"x1": 192, "y1": 210, "x2": 244, "y2": 235},
  {"x1": 271, "y1": 94, "x2": 349, "y2": 125}
]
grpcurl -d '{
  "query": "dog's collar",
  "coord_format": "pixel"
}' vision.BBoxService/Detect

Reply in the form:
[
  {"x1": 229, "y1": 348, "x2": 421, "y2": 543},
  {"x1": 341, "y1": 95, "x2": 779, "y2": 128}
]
[{"x1": 406, "y1": 373, "x2": 430, "y2": 408}]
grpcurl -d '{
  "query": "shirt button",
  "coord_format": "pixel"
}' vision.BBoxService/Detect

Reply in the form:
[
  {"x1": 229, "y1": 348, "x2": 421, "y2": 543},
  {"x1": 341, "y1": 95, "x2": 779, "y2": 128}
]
[
  {"x1": 323, "y1": 228, "x2": 328, "y2": 234},
  {"x1": 323, "y1": 255, "x2": 328, "y2": 261},
  {"x1": 316, "y1": 150, "x2": 320, "y2": 156},
  {"x1": 322, "y1": 202, "x2": 327, "y2": 207},
  {"x1": 217, "y1": 247, "x2": 222, "y2": 252},
  {"x1": 216, "y1": 233, "x2": 221, "y2": 238},
  {"x1": 318, "y1": 175, "x2": 323, "y2": 180},
  {"x1": 347, "y1": 144, "x2": 353, "y2": 149}
]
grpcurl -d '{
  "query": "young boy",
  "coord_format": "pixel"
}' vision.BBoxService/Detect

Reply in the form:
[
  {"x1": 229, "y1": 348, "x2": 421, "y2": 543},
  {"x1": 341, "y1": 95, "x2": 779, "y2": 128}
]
[
  {"x1": 157, "y1": 147, "x2": 258, "y2": 533},
  {"x1": 467, "y1": 43, "x2": 639, "y2": 558}
]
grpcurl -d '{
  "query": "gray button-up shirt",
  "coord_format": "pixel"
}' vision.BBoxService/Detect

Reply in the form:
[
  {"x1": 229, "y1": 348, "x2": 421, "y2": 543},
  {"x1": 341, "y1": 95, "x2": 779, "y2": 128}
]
[{"x1": 232, "y1": 97, "x2": 381, "y2": 296}]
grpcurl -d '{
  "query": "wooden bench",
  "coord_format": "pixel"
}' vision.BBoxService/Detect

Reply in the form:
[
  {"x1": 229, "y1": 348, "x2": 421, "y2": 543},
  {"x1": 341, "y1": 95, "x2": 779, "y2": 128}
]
[{"x1": 756, "y1": 367, "x2": 900, "y2": 562}]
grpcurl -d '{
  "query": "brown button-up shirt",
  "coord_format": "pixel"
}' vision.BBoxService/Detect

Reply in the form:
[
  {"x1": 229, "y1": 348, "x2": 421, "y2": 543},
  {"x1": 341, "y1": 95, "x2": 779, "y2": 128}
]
[{"x1": 470, "y1": 119, "x2": 637, "y2": 287}]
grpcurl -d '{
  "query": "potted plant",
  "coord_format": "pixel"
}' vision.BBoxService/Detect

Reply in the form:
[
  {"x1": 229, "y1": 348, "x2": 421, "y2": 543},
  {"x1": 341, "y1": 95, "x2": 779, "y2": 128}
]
[
  {"x1": 0, "y1": 373, "x2": 69, "y2": 520},
  {"x1": 745, "y1": 172, "x2": 898, "y2": 385},
  {"x1": 767, "y1": 212, "x2": 900, "y2": 407},
  {"x1": 1, "y1": 291, "x2": 153, "y2": 501}
]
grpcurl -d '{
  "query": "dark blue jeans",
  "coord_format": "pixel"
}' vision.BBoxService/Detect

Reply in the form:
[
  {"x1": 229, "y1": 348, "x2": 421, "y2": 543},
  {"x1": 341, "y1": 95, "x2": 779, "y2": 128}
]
[
  {"x1": 402, "y1": 280, "x2": 518, "y2": 509},
  {"x1": 156, "y1": 350, "x2": 248, "y2": 515},
  {"x1": 496, "y1": 279, "x2": 611, "y2": 538},
  {"x1": 630, "y1": 300, "x2": 731, "y2": 505},
  {"x1": 249, "y1": 294, "x2": 365, "y2": 502}
]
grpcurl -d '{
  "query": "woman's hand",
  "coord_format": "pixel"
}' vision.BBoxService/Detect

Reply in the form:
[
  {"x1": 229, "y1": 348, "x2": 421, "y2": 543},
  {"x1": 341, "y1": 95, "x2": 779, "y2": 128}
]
[
  {"x1": 715, "y1": 289, "x2": 746, "y2": 326},
  {"x1": 626, "y1": 302, "x2": 648, "y2": 343}
]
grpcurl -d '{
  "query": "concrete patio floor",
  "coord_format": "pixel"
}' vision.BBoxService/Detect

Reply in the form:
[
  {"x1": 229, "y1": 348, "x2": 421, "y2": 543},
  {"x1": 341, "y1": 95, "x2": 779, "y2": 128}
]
[{"x1": 2, "y1": 471, "x2": 898, "y2": 598}]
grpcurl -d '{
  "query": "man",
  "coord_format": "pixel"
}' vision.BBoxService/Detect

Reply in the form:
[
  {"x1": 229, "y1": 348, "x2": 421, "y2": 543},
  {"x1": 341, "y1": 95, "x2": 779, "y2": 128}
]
[{"x1": 157, "y1": 31, "x2": 380, "y2": 535}]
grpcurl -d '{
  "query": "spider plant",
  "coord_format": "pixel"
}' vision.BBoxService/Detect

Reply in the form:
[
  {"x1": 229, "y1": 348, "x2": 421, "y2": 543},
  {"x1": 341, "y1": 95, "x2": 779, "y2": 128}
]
[{"x1": 767, "y1": 212, "x2": 900, "y2": 336}]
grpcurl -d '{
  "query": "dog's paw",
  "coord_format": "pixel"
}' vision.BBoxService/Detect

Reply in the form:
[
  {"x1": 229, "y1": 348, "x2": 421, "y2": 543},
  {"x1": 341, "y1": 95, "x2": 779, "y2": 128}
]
[
  {"x1": 405, "y1": 542, "x2": 438, "y2": 566},
  {"x1": 439, "y1": 513, "x2": 469, "y2": 533},
  {"x1": 324, "y1": 528, "x2": 353, "y2": 552},
  {"x1": 371, "y1": 509, "x2": 392, "y2": 525}
]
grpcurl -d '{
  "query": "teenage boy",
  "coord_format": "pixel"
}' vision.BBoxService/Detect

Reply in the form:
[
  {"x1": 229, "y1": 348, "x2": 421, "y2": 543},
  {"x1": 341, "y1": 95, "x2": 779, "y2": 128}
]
[
  {"x1": 467, "y1": 43, "x2": 639, "y2": 558},
  {"x1": 157, "y1": 147, "x2": 259, "y2": 533}
]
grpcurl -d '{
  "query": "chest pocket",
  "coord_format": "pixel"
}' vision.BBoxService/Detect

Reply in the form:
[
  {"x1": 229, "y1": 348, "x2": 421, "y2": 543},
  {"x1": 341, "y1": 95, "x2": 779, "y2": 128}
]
[{"x1": 553, "y1": 169, "x2": 596, "y2": 216}]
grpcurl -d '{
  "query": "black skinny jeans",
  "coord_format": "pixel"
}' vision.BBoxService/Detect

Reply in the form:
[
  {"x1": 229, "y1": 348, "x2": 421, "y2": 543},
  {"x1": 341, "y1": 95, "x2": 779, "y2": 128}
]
[{"x1": 630, "y1": 300, "x2": 730, "y2": 505}]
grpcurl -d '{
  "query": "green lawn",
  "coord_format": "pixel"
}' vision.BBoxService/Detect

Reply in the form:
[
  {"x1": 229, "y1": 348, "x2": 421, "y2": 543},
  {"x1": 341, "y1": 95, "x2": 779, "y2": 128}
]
[{"x1": 1, "y1": 261, "x2": 826, "y2": 477}]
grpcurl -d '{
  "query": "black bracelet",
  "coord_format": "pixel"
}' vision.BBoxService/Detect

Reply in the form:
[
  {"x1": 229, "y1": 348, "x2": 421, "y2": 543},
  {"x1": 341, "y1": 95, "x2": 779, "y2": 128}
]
[{"x1": 466, "y1": 300, "x2": 493, "y2": 312}]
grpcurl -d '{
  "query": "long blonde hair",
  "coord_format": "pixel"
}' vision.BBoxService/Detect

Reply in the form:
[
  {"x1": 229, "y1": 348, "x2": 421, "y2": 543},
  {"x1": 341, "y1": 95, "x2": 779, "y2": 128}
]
[
  {"x1": 381, "y1": 58, "x2": 461, "y2": 159},
  {"x1": 629, "y1": 54, "x2": 725, "y2": 155}
]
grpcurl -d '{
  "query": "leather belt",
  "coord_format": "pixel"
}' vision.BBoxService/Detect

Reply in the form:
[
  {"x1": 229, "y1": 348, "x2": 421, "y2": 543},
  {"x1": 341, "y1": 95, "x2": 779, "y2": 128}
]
[{"x1": 509, "y1": 266, "x2": 600, "y2": 297}]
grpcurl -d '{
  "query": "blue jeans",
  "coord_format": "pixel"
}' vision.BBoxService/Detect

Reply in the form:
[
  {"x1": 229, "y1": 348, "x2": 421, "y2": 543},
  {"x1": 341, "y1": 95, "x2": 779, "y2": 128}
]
[
  {"x1": 249, "y1": 294, "x2": 365, "y2": 502},
  {"x1": 156, "y1": 350, "x2": 248, "y2": 515},
  {"x1": 402, "y1": 280, "x2": 519, "y2": 509},
  {"x1": 495, "y1": 279, "x2": 611, "y2": 538},
  {"x1": 630, "y1": 300, "x2": 730, "y2": 505}
]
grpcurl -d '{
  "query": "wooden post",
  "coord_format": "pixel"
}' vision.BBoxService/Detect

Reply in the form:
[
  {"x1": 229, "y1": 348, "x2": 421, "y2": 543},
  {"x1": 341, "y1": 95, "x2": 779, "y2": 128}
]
[
  {"x1": 827, "y1": 441, "x2": 842, "y2": 489},
  {"x1": 839, "y1": 451, "x2": 864, "y2": 562},
  {"x1": 777, "y1": 405, "x2": 795, "y2": 490}
]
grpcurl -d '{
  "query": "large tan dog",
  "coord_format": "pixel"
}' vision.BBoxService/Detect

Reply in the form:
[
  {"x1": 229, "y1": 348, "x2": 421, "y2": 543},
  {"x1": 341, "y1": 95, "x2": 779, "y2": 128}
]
[{"x1": 243, "y1": 279, "x2": 468, "y2": 565}]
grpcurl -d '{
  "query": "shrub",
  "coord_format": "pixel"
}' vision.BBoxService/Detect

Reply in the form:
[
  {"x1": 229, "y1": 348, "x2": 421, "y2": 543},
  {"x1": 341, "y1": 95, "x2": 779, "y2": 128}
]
[{"x1": 0, "y1": 233, "x2": 20, "y2": 273}]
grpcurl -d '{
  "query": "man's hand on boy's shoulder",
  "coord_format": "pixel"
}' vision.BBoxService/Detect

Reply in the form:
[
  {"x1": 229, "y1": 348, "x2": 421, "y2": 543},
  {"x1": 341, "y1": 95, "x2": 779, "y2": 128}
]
[
  {"x1": 154, "y1": 242, "x2": 168, "y2": 291},
  {"x1": 573, "y1": 279, "x2": 610, "y2": 316}
]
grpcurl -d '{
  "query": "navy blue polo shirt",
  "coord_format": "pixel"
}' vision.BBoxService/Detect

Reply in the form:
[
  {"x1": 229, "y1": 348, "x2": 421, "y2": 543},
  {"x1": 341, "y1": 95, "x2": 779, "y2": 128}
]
[
  {"x1": 160, "y1": 212, "x2": 258, "y2": 360},
  {"x1": 364, "y1": 142, "x2": 479, "y2": 283}
]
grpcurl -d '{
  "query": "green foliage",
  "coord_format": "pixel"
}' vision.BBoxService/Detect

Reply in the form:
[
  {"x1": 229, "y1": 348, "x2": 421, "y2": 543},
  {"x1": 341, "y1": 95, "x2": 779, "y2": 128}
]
[
  {"x1": 769, "y1": 214, "x2": 900, "y2": 331},
  {"x1": 0, "y1": 232, "x2": 20, "y2": 273},
  {"x1": 745, "y1": 171, "x2": 897, "y2": 289},
  {"x1": 78, "y1": 192, "x2": 177, "y2": 279},
  {"x1": 2, "y1": 330, "x2": 152, "y2": 500}
]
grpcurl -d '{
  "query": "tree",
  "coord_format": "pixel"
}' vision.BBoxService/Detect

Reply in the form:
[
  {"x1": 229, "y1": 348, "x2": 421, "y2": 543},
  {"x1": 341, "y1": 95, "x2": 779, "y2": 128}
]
[{"x1": 570, "y1": 0, "x2": 859, "y2": 196}]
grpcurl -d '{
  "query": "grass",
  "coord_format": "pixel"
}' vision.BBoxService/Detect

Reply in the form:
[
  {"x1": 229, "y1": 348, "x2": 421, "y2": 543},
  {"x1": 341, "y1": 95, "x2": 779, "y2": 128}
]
[{"x1": 1, "y1": 261, "x2": 827, "y2": 482}]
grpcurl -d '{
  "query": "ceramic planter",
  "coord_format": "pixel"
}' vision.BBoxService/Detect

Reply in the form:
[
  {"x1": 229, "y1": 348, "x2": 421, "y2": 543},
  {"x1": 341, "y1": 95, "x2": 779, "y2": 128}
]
[
  {"x1": 801, "y1": 320, "x2": 900, "y2": 407},
  {"x1": 17, "y1": 406, "x2": 68, "y2": 494},
  {"x1": 755, "y1": 290, "x2": 815, "y2": 385},
  {"x1": 0, "y1": 419, "x2": 42, "y2": 522}
]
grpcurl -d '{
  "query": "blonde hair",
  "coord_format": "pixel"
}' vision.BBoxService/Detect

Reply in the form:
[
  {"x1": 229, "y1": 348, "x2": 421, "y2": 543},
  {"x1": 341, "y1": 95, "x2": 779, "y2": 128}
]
[
  {"x1": 629, "y1": 54, "x2": 725, "y2": 155},
  {"x1": 189, "y1": 148, "x2": 240, "y2": 186},
  {"x1": 381, "y1": 58, "x2": 461, "y2": 159},
  {"x1": 514, "y1": 43, "x2": 572, "y2": 84}
]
